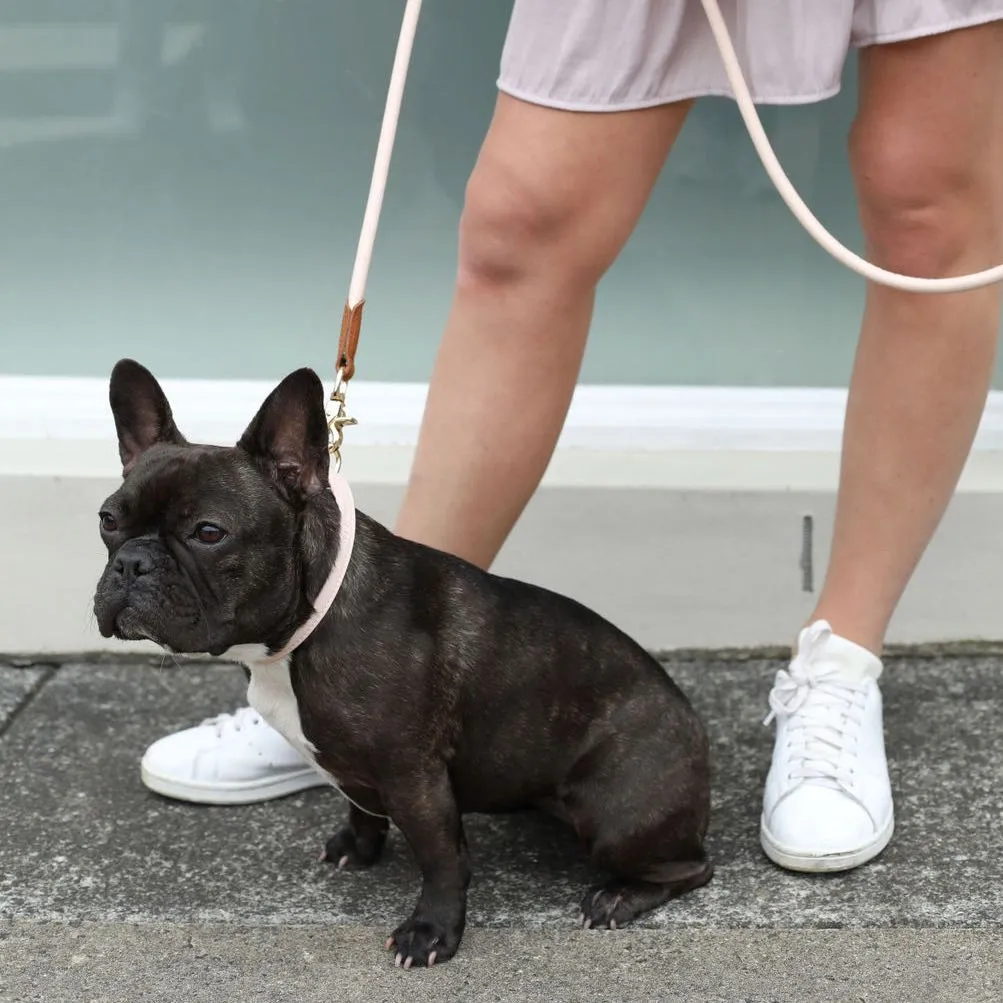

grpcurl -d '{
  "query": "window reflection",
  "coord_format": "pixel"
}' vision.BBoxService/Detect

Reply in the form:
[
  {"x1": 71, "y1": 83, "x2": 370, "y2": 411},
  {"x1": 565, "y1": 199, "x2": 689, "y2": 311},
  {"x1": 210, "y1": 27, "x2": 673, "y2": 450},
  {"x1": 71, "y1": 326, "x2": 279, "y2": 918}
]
[
  {"x1": 115, "y1": 0, "x2": 254, "y2": 135},
  {"x1": 0, "y1": 3, "x2": 992, "y2": 387}
]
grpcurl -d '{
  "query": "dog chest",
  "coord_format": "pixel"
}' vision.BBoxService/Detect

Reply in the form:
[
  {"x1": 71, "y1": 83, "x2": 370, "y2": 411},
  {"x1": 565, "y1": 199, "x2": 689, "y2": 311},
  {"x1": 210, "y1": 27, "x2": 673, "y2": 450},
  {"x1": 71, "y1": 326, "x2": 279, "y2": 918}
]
[{"x1": 228, "y1": 645, "x2": 321, "y2": 767}]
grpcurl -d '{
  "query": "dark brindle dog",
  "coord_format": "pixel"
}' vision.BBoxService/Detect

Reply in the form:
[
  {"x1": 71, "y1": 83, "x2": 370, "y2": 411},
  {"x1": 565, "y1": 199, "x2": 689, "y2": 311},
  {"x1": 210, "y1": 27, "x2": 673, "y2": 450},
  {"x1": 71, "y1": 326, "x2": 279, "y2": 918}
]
[{"x1": 93, "y1": 359, "x2": 712, "y2": 967}]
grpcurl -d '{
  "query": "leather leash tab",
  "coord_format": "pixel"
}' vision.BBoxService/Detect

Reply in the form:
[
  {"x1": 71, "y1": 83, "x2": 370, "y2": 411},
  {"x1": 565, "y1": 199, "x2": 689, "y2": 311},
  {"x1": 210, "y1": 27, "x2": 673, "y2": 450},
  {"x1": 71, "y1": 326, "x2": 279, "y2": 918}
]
[{"x1": 337, "y1": 300, "x2": 365, "y2": 382}]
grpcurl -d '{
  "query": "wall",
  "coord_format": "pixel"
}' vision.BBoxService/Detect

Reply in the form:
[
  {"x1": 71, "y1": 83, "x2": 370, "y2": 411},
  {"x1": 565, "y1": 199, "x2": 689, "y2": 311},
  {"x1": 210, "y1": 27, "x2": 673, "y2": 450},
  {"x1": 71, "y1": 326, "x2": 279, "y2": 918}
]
[
  {"x1": 3, "y1": 1, "x2": 1003, "y2": 654},
  {"x1": 3, "y1": 0, "x2": 1003, "y2": 386}
]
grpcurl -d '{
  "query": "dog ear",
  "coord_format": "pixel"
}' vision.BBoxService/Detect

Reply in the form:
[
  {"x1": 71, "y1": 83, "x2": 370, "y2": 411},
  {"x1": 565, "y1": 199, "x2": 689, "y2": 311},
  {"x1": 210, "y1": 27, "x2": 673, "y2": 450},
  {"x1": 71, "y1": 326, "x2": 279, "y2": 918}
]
[
  {"x1": 238, "y1": 368, "x2": 330, "y2": 499},
  {"x1": 109, "y1": 359, "x2": 187, "y2": 476}
]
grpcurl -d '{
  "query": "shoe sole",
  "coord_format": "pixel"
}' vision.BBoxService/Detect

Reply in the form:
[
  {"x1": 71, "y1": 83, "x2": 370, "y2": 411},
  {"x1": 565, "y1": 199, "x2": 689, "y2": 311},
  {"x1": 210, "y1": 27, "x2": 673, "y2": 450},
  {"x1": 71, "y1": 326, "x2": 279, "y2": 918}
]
[
  {"x1": 141, "y1": 764, "x2": 328, "y2": 805},
  {"x1": 760, "y1": 812, "x2": 895, "y2": 873}
]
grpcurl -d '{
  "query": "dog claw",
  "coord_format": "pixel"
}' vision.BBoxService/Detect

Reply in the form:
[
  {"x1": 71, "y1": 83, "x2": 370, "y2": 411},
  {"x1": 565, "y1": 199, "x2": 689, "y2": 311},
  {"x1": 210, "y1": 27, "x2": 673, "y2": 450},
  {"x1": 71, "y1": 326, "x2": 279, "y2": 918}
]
[
  {"x1": 386, "y1": 937, "x2": 394, "y2": 951},
  {"x1": 317, "y1": 849, "x2": 327, "y2": 862},
  {"x1": 609, "y1": 919, "x2": 617, "y2": 931},
  {"x1": 337, "y1": 855, "x2": 349, "y2": 870},
  {"x1": 583, "y1": 917, "x2": 592, "y2": 930},
  {"x1": 428, "y1": 951, "x2": 437, "y2": 967},
  {"x1": 395, "y1": 953, "x2": 403, "y2": 968},
  {"x1": 577, "y1": 913, "x2": 585, "y2": 928},
  {"x1": 404, "y1": 956, "x2": 414, "y2": 970}
]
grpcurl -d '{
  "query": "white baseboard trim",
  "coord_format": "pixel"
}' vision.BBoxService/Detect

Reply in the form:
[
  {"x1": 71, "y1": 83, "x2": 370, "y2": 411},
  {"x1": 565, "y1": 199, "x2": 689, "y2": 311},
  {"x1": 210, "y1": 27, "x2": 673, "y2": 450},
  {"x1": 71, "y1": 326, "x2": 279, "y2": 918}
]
[{"x1": 5, "y1": 375, "x2": 1003, "y2": 490}]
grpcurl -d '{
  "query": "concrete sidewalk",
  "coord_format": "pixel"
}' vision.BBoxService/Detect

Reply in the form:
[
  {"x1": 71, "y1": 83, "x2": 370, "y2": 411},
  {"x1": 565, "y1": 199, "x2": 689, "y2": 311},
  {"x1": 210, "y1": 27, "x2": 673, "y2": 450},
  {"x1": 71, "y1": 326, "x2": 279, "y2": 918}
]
[{"x1": 2, "y1": 652, "x2": 1002, "y2": 1001}]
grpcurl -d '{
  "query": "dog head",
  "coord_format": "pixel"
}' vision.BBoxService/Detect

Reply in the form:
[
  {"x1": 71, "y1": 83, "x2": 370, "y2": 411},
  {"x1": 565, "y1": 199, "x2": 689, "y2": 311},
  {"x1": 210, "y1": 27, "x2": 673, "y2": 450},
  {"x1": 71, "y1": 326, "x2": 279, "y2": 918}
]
[{"x1": 93, "y1": 359, "x2": 334, "y2": 656}]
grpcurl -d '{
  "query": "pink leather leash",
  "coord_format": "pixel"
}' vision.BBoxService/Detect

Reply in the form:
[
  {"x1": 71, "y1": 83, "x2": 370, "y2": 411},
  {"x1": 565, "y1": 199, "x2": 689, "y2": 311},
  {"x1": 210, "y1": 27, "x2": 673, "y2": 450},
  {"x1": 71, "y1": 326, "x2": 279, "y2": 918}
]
[{"x1": 257, "y1": 3, "x2": 423, "y2": 662}]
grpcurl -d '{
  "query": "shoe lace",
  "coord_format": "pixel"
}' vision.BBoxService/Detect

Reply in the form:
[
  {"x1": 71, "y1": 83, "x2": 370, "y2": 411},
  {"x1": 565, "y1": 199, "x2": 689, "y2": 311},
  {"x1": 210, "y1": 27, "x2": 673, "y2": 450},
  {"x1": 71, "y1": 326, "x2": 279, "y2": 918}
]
[
  {"x1": 200, "y1": 706, "x2": 262, "y2": 739},
  {"x1": 763, "y1": 622, "x2": 869, "y2": 789}
]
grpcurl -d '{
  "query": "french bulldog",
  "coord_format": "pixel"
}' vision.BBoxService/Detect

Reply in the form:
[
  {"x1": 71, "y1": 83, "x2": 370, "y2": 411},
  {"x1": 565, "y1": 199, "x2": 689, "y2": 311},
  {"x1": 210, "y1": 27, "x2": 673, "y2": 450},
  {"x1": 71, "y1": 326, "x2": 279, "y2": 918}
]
[{"x1": 93, "y1": 359, "x2": 713, "y2": 967}]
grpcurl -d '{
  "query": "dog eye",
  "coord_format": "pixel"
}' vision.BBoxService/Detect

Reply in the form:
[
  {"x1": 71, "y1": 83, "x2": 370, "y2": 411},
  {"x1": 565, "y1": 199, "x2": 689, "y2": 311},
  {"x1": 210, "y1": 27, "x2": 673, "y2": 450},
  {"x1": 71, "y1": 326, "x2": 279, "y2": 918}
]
[
  {"x1": 194, "y1": 523, "x2": 227, "y2": 545},
  {"x1": 99, "y1": 512, "x2": 118, "y2": 533}
]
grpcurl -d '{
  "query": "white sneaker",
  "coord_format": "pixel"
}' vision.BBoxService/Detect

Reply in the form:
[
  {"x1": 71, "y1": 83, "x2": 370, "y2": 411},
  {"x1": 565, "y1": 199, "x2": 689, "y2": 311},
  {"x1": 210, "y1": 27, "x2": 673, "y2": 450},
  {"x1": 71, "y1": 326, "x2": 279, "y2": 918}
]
[
  {"x1": 141, "y1": 707, "x2": 327, "y2": 805},
  {"x1": 760, "y1": 620, "x2": 894, "y2": 872}
]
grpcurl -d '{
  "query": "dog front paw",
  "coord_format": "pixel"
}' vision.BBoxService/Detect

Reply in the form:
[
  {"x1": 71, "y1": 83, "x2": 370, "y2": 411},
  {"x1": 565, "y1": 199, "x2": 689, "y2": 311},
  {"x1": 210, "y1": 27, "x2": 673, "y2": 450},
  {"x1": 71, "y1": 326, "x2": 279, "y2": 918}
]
[
  {"x1": 386, "y1": 913, "x2": 462, "y2": 968},
  {"x1": 320, "y1": 826, "x2": 386, "y2": 869}
]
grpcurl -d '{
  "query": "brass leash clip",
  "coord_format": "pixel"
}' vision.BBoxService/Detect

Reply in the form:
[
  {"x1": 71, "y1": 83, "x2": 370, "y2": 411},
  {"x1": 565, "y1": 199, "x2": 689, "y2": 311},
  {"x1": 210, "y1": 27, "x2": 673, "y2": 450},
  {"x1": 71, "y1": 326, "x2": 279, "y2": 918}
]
[
  {"x1": 327, "y1": 367, "x2": 358, "y2": 472},
  {"x1": 328, "y1": 300, "x2": 364, "y2": 471}
]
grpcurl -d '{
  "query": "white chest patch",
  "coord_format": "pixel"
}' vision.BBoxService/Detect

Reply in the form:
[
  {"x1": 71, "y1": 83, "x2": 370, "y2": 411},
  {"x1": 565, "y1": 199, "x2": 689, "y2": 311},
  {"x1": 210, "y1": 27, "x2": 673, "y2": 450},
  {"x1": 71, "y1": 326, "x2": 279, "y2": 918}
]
[
  {"x1": 221, "y1": 644, "x2": 388, "y2": 821},
  {"x1": 223, "y1": 644, "x2": 320, "y2": 768}
]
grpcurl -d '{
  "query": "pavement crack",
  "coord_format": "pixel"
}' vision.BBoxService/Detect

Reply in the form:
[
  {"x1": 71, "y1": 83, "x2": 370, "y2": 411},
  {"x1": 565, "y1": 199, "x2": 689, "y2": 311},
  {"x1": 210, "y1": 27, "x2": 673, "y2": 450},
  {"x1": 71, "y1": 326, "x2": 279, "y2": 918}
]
[{"x1": 0, "y1": 665, "x2": 57, "y2": 741}]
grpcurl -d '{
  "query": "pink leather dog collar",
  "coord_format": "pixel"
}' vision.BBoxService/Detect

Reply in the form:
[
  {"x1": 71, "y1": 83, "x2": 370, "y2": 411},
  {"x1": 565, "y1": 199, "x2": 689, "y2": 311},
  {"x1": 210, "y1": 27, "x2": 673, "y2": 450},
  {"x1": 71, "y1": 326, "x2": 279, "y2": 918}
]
[{"x1": 259, "y1": 472, "x2": 356, "y2": 664}]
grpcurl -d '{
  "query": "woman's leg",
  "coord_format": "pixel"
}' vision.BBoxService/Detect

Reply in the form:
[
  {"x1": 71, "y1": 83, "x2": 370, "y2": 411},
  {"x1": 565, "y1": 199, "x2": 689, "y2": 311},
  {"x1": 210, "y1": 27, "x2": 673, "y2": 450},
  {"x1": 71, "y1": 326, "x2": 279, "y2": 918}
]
[
  {"x1": 814, "y1": 23, "x2": 1003, "y2": 653},
  {"x1": 763, "y1": 22, "x2": 1003, "y2": 874},
  {"x1": 394, "y1": 94, "x2": 692, "y2": 566}
]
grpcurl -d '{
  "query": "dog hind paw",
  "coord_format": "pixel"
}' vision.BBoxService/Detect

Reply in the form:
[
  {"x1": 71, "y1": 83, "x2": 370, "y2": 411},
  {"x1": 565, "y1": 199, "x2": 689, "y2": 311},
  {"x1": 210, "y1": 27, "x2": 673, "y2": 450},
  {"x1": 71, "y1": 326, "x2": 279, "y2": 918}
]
[
  {"x1": 319, "y1": 826, "x2": 386, "y2": 869},
  {"x1": 578, "y1": 879, "x2": 674, "y2": 930}
]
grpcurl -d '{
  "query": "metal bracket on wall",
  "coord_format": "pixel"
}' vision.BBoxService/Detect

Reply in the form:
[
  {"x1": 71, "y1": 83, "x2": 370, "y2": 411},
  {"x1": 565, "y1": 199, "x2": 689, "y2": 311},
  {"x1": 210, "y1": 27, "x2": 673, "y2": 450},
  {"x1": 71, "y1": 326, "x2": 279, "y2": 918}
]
[{"x1": 800, "y1": 514, "x2": 814, "y2": 593}]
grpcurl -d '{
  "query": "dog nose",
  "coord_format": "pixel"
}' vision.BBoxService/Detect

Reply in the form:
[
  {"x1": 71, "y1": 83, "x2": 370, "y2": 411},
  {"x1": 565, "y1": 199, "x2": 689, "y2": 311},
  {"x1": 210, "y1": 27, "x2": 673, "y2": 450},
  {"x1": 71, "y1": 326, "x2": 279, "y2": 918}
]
[{"x1": 113, "y1": 548, "x2": 155, "y2": 579}]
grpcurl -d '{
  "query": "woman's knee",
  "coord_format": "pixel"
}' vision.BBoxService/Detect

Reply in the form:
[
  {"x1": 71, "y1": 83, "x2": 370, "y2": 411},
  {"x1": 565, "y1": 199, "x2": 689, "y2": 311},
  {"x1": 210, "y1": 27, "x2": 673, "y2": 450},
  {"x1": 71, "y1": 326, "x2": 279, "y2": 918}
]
[
  {"x1": 850, "y1": 122, "x2": 1002, "y2": 277},
  {"x1": 457, "y1": 153, "x2": 613, "y2": 291},
  {"x1": 454, "y1": 94, "x2": 687, "y2": 292}
]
